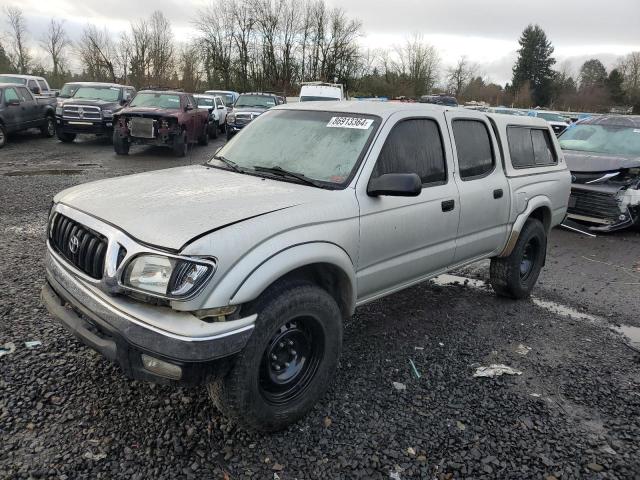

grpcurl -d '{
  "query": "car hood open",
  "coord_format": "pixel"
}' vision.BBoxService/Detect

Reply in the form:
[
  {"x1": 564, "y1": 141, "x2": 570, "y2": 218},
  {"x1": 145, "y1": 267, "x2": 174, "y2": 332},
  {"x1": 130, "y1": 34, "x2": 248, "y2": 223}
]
[
  {"x1": 564, "y1": 150, "x2": 640, "y2": 173},
  {"x1": 54, "y1": 165, "x2": 328, "y2": 251}
]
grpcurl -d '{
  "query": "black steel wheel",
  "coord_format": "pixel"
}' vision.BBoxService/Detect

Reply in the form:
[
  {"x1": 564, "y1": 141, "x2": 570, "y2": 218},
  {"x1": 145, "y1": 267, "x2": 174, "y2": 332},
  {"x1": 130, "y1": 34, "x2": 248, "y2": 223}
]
[
  {"x1": 0, "y1": 123, "x2": 6, "y2": 148},
  {"x1": 41, "y1": 116, "x2": 55, "y2": 137}
]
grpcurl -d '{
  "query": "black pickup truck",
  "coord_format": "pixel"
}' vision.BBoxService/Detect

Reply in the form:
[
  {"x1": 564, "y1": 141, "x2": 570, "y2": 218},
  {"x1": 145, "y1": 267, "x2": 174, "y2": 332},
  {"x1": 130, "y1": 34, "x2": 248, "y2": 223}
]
[
  {"x1": 0, "y1": 83, "x2": 56, "y2": 148},
  {"x1": 55, "y1": 82, "x2": 136, "y2": 142}
]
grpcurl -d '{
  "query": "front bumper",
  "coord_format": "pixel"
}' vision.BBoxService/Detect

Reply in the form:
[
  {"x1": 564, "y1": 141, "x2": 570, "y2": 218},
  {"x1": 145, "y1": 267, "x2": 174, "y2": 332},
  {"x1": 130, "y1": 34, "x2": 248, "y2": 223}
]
[
  {"x1": 56, "y1": 117, "x2": 113, "y2": 135},
  {"x1": 567, "y1": 184, "x2": 639, "y2": 232},
  {"x1": 42, "y1": 248, "x2": 256, "y2": 385}
]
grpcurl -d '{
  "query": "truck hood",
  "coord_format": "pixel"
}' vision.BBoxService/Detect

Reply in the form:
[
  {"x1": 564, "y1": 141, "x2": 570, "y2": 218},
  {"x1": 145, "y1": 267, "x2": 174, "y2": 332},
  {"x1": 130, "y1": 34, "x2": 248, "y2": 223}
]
[
  {"x1": 54, "y1": 165, "x2": 329, "y2": 251},
  {"x1": 564, "y1": 150, "x2": 640, "y2": 173},
  {"x1": 117, "y1": 106, "x2": 180, "y2": 117},
  {"x1": 60, "y1": 98, "x2": 121, "y2": 109}
]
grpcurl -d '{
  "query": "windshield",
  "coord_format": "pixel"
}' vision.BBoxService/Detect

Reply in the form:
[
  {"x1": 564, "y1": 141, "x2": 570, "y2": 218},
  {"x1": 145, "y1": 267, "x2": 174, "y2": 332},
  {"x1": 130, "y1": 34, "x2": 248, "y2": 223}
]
[
  {"x1": 538, "y1": 112, "x2": 567, "y2": 123},
  {"x1": 129, "y1": 93, "x2": 181, "y2": 109},
  {"x1": 208, "y1": 92, "x2": 234, "y2": 105},
  {"x1": 59, "y1": 84, "x2": 80, "y2": 98},
  {"x1": 195, "y1": 96, "x2": 214, "y2": 107},
  {"x1": 0, "y1": 75, "x2": 26, "y2": 85},
  {"x1": 300, "y1": 96, "x2": 340, "y2": 102},
  {"x1": 235, "y1": 95, "x2": 276, "y2": 108},
  {"x1": 559, "y1": 124, "x2": 640, "y2": 156},
  {"x1": 72, "y1": 86, "x2": 120, "y2": 102},
  {"x1": 209, "y1": 110, "x2": 379, "y2": 186}
]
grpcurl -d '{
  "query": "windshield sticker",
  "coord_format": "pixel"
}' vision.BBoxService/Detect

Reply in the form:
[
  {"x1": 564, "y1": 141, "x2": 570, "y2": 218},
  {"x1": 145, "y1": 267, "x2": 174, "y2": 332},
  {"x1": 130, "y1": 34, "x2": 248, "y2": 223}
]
[{"x1": 327, "y1": 117, "x2": 373, "y2": 129}]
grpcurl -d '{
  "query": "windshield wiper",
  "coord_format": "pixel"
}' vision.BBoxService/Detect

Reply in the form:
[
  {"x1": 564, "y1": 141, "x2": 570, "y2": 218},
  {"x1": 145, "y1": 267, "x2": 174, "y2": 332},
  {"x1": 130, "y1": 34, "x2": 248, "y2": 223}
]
[
  {"x1": 211, "y1": 155, "x2": 245, "y2": 173},
  {"x1": 252, "y1": 165, "x2": 326, "y2": 188}
]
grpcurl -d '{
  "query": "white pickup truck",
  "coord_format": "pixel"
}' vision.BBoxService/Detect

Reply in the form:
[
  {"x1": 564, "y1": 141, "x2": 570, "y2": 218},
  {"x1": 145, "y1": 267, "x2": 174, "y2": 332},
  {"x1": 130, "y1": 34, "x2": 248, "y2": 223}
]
[{"x1": 42, "y1": 102, "x2": 570, "y2": 431}]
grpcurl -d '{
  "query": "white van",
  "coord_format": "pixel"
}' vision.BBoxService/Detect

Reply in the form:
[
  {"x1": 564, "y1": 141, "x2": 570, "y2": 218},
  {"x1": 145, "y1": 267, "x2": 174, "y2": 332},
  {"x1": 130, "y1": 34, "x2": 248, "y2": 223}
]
[{"x1": 299, "y1": 82, "x2": 346, "y2": 102}]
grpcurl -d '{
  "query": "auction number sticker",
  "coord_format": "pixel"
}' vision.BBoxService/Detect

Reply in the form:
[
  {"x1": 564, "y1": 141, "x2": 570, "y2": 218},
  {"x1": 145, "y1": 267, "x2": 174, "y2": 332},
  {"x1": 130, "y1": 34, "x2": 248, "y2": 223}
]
[{"x1": 327, "y1": 116, "x2": 373, "y2": 129}]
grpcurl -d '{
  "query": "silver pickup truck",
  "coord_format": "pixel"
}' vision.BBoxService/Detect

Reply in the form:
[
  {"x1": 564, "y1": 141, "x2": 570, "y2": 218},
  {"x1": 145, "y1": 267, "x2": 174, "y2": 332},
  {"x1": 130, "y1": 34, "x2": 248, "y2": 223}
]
[{"x1": 42, "y1": 102, "x2": 570, "y2": 431}]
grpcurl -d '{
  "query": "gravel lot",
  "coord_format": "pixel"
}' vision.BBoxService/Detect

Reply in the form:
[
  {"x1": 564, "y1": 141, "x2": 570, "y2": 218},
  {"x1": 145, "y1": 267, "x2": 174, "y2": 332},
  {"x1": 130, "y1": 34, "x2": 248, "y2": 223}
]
[{"x1": 1, "y1": 130, "x2": 639, "y2": 479}]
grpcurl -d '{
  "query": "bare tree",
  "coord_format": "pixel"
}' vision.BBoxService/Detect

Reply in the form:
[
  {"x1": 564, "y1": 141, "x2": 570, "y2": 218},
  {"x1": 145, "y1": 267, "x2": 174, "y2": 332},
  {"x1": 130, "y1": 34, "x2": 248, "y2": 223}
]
[
  {"x1": 179, "y1": 43, "x2": 202, "y2": 92},
  {"x1": 4, "y1": 6, "x2": 31, "y2": 73},
  {"x1": 618, "y1": 51, "x2": 640, "y2": 105},
  {"x1": 40, "y1": 19, "x2": 70, "y2": 81},
  {"x1": 446, "y1": 56, "x2": 476, "y2": 97},
  {"x1": 193, "y1": 1, "x2": 235, "y2": 89},
  {"x1": 77, "y1": 25, "x2": 117, "y2": 82},
  {"x1": 149, "y1": 11, "x2": 174, "y2": 87},
  {"x1": 394, "y1": 34, "x2": 440, "y2": 97}
]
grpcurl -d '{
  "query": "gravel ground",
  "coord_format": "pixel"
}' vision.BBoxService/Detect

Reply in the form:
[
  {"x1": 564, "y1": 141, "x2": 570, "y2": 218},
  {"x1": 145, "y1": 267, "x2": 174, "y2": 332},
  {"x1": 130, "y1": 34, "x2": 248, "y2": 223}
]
[{"x1": 1, "y1": 132, "x2": 639, "y2": 479}]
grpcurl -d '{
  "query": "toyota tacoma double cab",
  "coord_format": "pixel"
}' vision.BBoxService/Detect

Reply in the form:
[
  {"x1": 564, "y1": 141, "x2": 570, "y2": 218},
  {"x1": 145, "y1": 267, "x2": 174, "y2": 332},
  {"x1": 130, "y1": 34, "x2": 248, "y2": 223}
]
[
  {"x1": 55, "y1": 82, "x2": 136, "y2": 142},
  {"x1": 42, "y1": 102, "x2": 570, "y2": 432},
  {"x1": 112, "y1": 90, "x2": 210, "y2": 157},
  {"x1": 0, "y1": 83, "x2": 55, "y2": 148}
]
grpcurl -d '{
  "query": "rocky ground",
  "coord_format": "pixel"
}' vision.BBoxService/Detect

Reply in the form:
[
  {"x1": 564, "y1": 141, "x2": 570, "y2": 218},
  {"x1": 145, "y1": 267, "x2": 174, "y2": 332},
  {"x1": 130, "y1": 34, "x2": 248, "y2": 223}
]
[{"x1": 0, "y1": 131, "x2": 639, "y2": 479}]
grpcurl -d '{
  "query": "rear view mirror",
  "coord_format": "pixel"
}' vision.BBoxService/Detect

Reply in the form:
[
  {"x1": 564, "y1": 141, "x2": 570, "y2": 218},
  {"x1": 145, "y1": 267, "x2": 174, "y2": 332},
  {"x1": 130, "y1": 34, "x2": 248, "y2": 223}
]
[{"x1": 367, "y1": 173, "x2": 422, "y2": 197}]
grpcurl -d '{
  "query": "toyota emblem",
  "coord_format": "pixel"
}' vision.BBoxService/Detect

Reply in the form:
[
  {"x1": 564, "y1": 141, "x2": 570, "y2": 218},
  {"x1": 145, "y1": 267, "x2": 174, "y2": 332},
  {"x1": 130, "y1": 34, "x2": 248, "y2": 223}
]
[{"x1": 69, "y1": 235, "x2": 80, "y2": 254}]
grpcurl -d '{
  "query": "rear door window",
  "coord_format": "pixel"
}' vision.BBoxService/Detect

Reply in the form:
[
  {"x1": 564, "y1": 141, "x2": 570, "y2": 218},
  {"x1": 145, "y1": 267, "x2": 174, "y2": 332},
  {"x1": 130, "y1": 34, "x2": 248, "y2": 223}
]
[
  {"x1": 452, "y1": 120, "x2": 495, "y2": 179},
  {"x1": 37, "y1": 80, "x2": 48, "y2": 91},
  {"x1": 17, "y1": 87, "x2": 33, "y2": 102},
  {"x1": 372, "y1": 118, "x2": 447, "y2": 185},
  {"x1": 508, "y1": 127, "x2": 557, "y2": 168}
]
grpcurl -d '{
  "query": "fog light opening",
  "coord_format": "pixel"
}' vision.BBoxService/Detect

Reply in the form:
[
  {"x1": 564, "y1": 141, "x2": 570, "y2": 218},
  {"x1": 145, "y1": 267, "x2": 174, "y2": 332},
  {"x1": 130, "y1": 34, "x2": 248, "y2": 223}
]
[{"x1": 141, "y1": 354, "x2": 182, "y2": 380}]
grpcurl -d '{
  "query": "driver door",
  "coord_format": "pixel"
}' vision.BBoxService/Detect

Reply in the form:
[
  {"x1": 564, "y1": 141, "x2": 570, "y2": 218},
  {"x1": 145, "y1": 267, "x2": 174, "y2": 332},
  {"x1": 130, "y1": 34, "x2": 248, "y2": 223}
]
[{"x1": 356, "y1": 113, "x2": 460, "y2": 302}]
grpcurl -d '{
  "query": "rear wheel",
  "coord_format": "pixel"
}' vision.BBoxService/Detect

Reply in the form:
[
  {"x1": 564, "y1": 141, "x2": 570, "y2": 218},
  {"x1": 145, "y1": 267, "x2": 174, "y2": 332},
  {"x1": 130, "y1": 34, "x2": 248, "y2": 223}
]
[
  {"x1": 57, "y1": 131, "x2": 76, "y2": 143},
  {"x1": 0, "y1": 123, "x2": 7, "y2": 148},
  {"x1": 207, "y1": 282, "x2": 342, "y2": 432},
  {"x1": 490, "y1": 218, "x2": 546, "y2": 299},
  {"x1": 209, "y1": 121, "x2": 219, "y2": 139},
  {"x1": 172, "y1": 131, "x2": 187, "y2": 157},
  {"x1": 226, "y1": 129, "x2": 234, "y2": 141},
  {"x1": 112, "y1": 131, "x2": 130, "y2": 155},
  {"x1": 41, "y1": 116, "x2": 55, "y2": 138}
]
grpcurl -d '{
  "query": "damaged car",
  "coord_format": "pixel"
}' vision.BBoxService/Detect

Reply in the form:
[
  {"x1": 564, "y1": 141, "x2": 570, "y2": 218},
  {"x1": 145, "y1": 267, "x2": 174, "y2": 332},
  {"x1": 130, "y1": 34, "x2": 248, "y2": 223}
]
[
  {"x1": 112, "y1": 90, "x2": 210, "y2": 157},
  {"x1": 560, "y1": 115, "x2": 640, "y2": 231}
]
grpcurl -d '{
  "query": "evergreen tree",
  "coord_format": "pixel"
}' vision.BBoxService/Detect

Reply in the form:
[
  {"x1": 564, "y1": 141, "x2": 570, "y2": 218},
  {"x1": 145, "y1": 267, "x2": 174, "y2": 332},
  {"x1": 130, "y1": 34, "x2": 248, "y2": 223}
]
[
  {"x1": 605, "y1": 68, "x2": 625, "y2": 105},
  {"x1": 579, "y1": 59, "x2": 608, "y2": 89},
  {"x1": 511, "y1": 24, "x2": 556, "y2": 107},
  {"x1": 0, "y1": 42, "x2": 13, "y2": 73}
]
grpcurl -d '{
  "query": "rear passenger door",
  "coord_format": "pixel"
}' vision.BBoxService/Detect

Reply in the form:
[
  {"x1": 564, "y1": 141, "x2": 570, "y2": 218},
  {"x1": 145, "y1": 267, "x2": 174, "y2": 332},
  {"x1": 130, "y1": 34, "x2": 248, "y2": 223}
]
[
  {"x1": 445, "y1": 112, "x2": 510, "y2": 263},
  {"x1": 357, "y1": 114, "x2": 460, "y2": 301},
  {"x1": 2, "y1": 87, "x2": 22, "y2": 130},
  {"x1": 17, "y1": 87, "x2": 39, "y2": 126}
]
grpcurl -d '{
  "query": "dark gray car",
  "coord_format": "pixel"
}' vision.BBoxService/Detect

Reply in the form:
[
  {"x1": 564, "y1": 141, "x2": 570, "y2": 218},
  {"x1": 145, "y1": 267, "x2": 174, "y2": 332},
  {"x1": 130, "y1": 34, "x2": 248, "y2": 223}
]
[{"x1": 560, "y1": 115, "x2": 640, "y2": 232}]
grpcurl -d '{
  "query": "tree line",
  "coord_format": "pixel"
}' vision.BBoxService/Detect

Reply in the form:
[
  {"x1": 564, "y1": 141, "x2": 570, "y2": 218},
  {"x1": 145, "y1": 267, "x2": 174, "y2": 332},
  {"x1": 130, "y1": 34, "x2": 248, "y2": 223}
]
[{"x1": 2, "y1": 5, "x2": 639, "y2": 113}]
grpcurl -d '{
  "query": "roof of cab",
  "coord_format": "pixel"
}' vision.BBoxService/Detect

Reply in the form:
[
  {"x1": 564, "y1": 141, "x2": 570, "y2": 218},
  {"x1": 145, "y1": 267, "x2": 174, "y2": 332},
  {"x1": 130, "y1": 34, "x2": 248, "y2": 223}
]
[
  {"x1": 275, "y1": 100, "x2": 550, "y2": 128},
  {"x1": 0, "y1": 74, "x2": 44, "y2": 80}
]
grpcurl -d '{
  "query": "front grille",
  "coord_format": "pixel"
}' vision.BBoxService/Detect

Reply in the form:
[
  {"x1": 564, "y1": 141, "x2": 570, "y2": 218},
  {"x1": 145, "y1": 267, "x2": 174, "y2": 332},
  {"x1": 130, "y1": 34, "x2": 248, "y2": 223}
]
[
  {"x1": 63, "y1": 105, "x2": 102, "y2": 121},
  {"x1": 129, "y1": 117, "x2": 156, "y2": 138},
  {"x1": 235, "y1": 113, "x2": 254, "y2": 126},
  {"x1": 568, "y1": 188, "x2": 621, "y2": 223},
  {"x1": 49, "y1": 213, "x2": 108, "y2": 279}
]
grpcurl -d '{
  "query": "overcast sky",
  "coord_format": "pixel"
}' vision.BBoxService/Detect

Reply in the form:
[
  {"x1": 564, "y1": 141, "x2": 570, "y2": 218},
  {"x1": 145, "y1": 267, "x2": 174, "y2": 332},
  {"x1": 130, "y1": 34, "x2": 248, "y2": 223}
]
[{"x1": 5, "y1": 0, "x2": 640, "y2": 85}]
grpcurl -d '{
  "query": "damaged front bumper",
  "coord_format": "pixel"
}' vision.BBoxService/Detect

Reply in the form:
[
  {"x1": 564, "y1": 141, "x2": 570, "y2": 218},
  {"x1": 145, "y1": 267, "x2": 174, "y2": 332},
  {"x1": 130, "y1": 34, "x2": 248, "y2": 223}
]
[{"x1": 567, "y1": 183, "x2": 640, "y2": 232}]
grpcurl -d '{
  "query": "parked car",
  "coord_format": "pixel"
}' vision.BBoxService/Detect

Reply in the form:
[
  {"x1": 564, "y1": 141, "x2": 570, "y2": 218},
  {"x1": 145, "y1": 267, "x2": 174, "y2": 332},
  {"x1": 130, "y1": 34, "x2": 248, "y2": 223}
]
[
  {"x1": 419, "y1": 94, "x2": 459, "y2": 107},
  {"x1": 204, "y1": 90, "x2": 239, "y2": 111},
  {"x1": 299, "y1": 82, "x2": 346, "y2": 101},
  {"x1": 55, "y1": 83, "x2": 136, "y2": 143},
  {"x1": 194, "y1": 94, "x2": 227, "y2": 139},
  {"x1": 559, "y1": 115, "x2": 640, "y2": 231},
  {"x1": 0, "y1": 83, "x2": 56, "y2": 148},
  {"x1": 41, "y1": 101, "x2": 569, "y2": 432},
  {"x1": 0, "y1": 74, "x2": 56, "y2": 97},
  {"x1": 225, "y1": 92, "x2": 283, "y2": 140},
  {"x1": 112, "y1": 90, "x2": 210, "y2": 157},
  {"x1": 487, "y1": 107, "x2": 526, "y2": 116},
  {"x1": 527, "y1": 110, "x2": 570, "y2": 135}
]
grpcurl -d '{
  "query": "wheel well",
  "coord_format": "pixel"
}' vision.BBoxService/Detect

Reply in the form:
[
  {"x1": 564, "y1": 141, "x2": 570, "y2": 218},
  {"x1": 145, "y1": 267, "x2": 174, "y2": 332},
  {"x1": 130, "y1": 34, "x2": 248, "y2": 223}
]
[
  {"x1": 529, "y1": 206, "x2": 551, "y2": 233},
  {"x1": 258, "y1": 263, "x2": 354, "y2": 320}
]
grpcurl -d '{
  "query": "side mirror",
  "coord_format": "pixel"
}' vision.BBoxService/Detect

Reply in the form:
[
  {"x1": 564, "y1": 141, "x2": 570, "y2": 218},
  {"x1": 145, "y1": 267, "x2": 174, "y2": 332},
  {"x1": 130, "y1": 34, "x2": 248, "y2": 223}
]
[
  {"x1": 7, "y1": 99, "x2": 20, "y2": 107},
  {"x1": 367, "y1": 173, "x2": 422, "y2": 197},
  {"x1": 31, "y1": 86, "x2": 41, "y2": 95},
  {"x1": 184, "y1": 105, "x2": 193, "y2": 111},
  {"x1": 217, "y1": 104, "x2": 225, "y2": 109},
  {"x1": 208, "y1": 107, "x2": 214, "y2": 113}
]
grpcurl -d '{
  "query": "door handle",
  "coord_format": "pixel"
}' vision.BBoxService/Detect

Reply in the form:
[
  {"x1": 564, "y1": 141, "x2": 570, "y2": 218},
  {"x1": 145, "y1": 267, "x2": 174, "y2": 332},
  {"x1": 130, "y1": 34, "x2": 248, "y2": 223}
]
[
  {"x1": 441, "y1": 199, "x2": 455, "y2": 212},
  {"x1": 493, "y1": 189, "x2": 503, "y2": 199}
]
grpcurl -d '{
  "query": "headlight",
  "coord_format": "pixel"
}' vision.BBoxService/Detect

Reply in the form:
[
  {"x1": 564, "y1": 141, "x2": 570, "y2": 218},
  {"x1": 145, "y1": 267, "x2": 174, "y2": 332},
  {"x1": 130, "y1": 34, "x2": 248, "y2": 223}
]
[
  {"x1": 55, "y1": 106, "x2": 63, "y2": 115},
  {"x1": 102, "y1": 109, "x2": 113, "y2": 118},
  {"x1": 123, "y1": 254, "x2": 214, "y2": 298},
  {"x1": 226, "y1": 113, "x2": 236, "y2": 124}
]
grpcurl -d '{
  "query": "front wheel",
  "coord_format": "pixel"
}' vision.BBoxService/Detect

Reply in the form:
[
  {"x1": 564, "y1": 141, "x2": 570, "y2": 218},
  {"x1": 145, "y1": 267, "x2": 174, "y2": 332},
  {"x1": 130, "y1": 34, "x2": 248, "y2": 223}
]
[
  {"x1": 490, "y1": 218, "x2": 546, "y2": 299},
  {"x1": 112, "y1": 131, "x2": 130, "y2": 155},
  {"x1": 41, "y1": 116, "x2": 55, "y2": 138},
  {"x1": 198, "y1": 123, "x2": 210, "y2": 145},
  {"x1": 0, "y1": 123, "x2": 7, "y2": 148},
  {"x1": 172, "y1": 131, "x2": 187, "y2": 157},
  {"x1": 207, "y1": 282, "x2": 343, "y2": 432},
  {"x1": 57, "y1": 131, "x2": 76, "y2": 143}
]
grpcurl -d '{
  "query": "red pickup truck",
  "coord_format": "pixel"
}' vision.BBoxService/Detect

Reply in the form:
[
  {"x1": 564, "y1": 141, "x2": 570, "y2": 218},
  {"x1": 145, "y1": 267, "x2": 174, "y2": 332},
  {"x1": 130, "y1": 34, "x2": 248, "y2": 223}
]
[{"x1": 112, "y1": 90, "x2": 210, "y2": 157}]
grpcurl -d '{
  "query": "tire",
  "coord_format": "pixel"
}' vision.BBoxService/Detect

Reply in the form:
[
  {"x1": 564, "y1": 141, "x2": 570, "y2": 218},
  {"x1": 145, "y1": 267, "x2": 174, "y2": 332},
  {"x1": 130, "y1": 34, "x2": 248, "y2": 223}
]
[
  {"x1": 219, "y1": 121, "x2": 226, "y2": 133},
  {"x1": 112, "y1": 131, "x2": 130, "y2": 155},
  {"x1": 0, "y1": 123, "x2": 7, "y2": 148},
  {"x1": 490, "y1": 218, "x2": 546, "y2": 299},
  {"x1": 41, "y1": 116, "x2": 55, "y2": 138},
  {"x1": 209, "y1": 121, "x2": 218, "y2": 139},
  {"x1": 199, "y1": 123, "x2": 210, "y2": 145},
  {"x1": 57, "y1": 131, "x2": 76, "y2": 143},
  {"x1": 208, "y1": 282, "x2": 343, "y2": 432},
  {"x1": 172, "y1": 131, "x2": 187, "y2": 157},
  {"x1": 226, "y1": 129, "x2": 234, "y2": 141}
]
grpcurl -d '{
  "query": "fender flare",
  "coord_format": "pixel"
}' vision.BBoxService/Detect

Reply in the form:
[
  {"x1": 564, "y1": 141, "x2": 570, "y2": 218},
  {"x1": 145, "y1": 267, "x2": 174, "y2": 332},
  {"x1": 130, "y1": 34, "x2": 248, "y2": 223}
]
[
  {"x1": 499, "y1": 195, "x2": 552, "y2": 257},
  {"x1": 229, "y1": 242, "x2": 356, "y2": 313}
]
